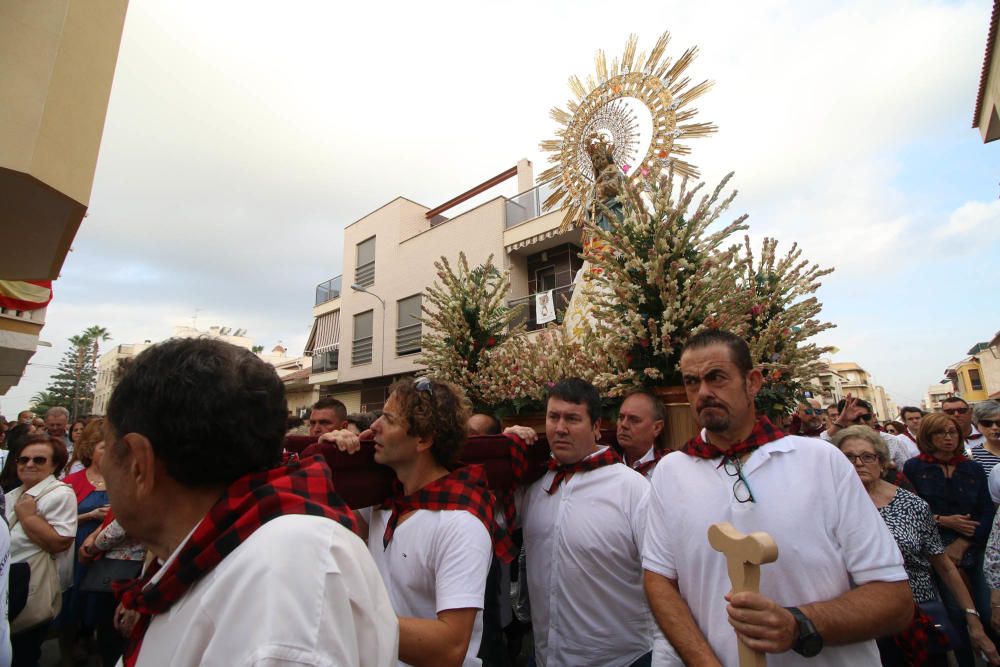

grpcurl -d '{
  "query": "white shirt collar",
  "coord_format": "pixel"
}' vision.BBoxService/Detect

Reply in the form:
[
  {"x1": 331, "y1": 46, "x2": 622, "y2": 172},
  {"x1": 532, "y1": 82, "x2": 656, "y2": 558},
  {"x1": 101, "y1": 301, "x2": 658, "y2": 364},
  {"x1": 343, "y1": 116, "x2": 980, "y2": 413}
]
[{"x1": 632, "y1": 446, "x2": 657, "y2": 469}]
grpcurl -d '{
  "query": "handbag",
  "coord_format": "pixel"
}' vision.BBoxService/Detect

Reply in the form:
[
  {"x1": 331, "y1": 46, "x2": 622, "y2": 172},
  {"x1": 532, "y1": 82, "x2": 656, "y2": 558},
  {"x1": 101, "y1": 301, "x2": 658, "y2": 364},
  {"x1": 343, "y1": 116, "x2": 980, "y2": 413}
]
[
  {"x1": 10, "y1": 547, "x2": 61, "y2": 634},
  {"x1": 8, "y1": 480, "x2": 68, "y2": 634},
  {"x1": 79, "y1": 557, "x2": 142, "y2": 593},
  {"x1": 918, "y1": 598, "x2": 964, "y2": 653}
]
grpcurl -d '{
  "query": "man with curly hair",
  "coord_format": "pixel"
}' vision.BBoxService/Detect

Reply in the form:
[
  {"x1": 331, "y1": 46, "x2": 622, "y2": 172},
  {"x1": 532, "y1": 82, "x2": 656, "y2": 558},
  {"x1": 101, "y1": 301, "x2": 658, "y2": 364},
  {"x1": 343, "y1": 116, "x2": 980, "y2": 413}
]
[
  {"x1": 102, "y1": 338, "x2": 397, "y2": 666},
  {"x1": 327, "y1": 377, "x2": 511, "y2": 666}
]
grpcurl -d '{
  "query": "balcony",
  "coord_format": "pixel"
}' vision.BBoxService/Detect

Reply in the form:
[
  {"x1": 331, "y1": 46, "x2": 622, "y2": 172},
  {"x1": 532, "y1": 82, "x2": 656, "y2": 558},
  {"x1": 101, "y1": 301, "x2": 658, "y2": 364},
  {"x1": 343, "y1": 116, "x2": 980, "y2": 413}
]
[
  {"x1": 505, "y1": 179, "x2": 558, "y2": 229},
  {"x1": 311, "y1": 347, "x2": 339, "y2": 374},
  {"x1": 508, "y1": 284, "x2": 575, "y2": 331},
  {"x1": 315, "y1": 276, "x2": 342, "y2": 306},
  {"x1": 396, "y1": 323, "x2": 421, "y2": 356},
  {"x1": 355, "y1": 260, "x2": 375, "y2": 288}
]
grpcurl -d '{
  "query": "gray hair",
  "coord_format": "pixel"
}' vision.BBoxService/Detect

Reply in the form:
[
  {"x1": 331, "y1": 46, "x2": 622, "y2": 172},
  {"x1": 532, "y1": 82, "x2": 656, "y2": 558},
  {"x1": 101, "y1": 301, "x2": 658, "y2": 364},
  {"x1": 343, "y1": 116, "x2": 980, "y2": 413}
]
[
  {"x1": 45, "y1": 406, "x2": 69, "y2": 420},
  {"x1": 831, "y1": 425, "x2": 890, "y2": 464},
  {"x1": 974, "y1": 400, "x2": 1000, "y2": 425}
]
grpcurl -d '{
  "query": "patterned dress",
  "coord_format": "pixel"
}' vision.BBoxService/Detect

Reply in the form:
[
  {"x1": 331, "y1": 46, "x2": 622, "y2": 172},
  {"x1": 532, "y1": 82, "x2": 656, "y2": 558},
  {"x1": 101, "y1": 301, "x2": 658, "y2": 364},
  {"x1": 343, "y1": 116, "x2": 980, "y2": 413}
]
[{"x1": 877, "y1": 487, "x2": 944, "y2": 603}]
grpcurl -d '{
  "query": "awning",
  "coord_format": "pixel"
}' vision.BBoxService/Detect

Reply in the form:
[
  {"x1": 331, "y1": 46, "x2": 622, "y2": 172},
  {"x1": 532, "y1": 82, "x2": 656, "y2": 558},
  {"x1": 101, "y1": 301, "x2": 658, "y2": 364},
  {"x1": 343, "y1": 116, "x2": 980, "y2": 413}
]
[
  {"x1": 304, "y1": 310, "x2": 340, "y2": 354},
  {"x1": 505, "y1": 228, "x2": 562, "y2": 253}
]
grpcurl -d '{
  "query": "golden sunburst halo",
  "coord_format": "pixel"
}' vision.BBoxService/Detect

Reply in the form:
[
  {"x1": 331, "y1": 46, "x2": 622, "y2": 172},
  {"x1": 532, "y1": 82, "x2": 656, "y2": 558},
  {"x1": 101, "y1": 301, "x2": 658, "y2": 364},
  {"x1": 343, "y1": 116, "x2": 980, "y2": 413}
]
[{"x1": 539, "y1": 31, "x2": 717, "y2": 229}]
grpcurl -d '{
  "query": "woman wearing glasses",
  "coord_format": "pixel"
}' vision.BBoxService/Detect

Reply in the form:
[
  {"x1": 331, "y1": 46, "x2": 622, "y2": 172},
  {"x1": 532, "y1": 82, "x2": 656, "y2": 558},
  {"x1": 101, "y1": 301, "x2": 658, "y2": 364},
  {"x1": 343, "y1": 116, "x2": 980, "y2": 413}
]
[
  {"x1": 4, "y1": 433, "x2": 78, "y2": 667},
  {"x1": 834, "y1": 426, "x2": 999, "y2": 665},
  {"x1": 903, "y1": 414, "x2": 997, "y2": 667},
  {"x1": 971, "y1": 401, "x2": 1000, "y2": 482}
]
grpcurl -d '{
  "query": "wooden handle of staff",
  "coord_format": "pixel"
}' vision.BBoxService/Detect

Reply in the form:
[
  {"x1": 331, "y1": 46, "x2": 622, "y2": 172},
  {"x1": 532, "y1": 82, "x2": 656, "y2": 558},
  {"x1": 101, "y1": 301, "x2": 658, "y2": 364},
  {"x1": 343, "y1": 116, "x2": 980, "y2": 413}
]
[{"x1": 708, "y1": 522, "x2": 779, "y2": 667}]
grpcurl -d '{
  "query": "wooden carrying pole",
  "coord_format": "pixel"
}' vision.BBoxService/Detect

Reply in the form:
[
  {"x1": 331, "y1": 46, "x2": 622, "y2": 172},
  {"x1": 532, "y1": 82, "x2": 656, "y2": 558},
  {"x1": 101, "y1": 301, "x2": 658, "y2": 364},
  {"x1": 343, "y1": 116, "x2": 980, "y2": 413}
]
[{"x1": 708, "y1": 522, "x2": 779, "y2": 667}]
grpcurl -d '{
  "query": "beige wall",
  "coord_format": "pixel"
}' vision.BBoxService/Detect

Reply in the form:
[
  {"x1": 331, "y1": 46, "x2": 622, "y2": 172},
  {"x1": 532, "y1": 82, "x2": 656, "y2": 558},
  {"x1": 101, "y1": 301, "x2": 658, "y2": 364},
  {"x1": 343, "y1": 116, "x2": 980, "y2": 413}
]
[
  {"x1": 979, "y1": 27, "x2": 1000, "y2": 142},
  {"x1": 337, "y1": 197, "x2": 507, "y2": 383}
]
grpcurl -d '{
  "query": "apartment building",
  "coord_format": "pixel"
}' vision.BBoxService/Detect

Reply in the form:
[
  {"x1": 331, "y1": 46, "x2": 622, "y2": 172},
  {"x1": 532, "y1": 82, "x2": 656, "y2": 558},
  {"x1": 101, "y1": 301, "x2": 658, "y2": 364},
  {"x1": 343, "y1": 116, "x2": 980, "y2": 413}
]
[
  {"x1": 0, "y1": 1, "x2": 128, "y2": 395},
  {"x1": 826, "y1": 362, "x2": 896, "y2": 420},
  {"x1": 302, "y1": 159, "x2": 584, "y2": 411},
  {"x1": 924, "y1": 383, "x2": 958, "y2": 413}
]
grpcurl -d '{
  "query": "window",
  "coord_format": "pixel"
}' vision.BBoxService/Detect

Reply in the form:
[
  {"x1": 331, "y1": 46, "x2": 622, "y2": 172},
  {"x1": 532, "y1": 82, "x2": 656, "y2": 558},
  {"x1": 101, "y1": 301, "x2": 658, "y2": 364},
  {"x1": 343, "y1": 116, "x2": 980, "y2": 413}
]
[
  {"x1": 535, "y1": 266, "x2": 556, "y2": 292},
  {"x1": 355, "y1": 237, "x2": 376, "y2": 287},
  {"x1": 969, "y1": 368, "x2": 984, "y2": 391},
  {"x1": 352, "y1": 310, "x2": 374, "y2": 366},
  {"x1": 396, "y1": 295, "x2": 422, "y2": 356}
]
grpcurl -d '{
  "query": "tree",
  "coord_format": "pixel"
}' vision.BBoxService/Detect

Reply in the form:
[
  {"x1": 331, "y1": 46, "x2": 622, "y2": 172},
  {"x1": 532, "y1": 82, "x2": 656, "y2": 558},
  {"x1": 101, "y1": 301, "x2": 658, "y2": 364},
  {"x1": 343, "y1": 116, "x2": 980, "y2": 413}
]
[
  {"x1": 44, "y1": 326, "x2": 113, "y2": 419},
  {"x1": 29, "y1": 391, "x2": 60, "y2": 415}
]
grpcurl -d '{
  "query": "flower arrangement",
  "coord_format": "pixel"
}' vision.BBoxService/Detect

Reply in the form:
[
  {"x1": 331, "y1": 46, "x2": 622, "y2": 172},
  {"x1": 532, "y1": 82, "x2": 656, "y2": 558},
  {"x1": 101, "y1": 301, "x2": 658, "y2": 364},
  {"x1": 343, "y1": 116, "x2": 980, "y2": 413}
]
[
  {"x1": 416, "y1": 252, "x2": 523, "y2": 410},
  {"x1": 581, "y1": 167, "x2": 749, "y2": 391}
]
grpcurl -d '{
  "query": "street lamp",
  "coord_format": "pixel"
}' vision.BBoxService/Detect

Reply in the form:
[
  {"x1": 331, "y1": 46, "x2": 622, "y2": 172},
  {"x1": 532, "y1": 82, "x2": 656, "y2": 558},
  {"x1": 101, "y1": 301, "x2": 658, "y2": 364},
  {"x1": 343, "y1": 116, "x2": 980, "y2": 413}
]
[{"x1": 351, "y1": 283, "x2": 386, "y2": 379}]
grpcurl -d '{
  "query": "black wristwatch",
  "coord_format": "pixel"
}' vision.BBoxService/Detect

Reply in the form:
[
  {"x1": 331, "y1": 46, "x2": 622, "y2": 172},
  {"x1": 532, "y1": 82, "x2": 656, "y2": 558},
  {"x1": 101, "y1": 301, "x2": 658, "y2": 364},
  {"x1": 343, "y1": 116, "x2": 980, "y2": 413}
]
[{"x1": 786, "y1": 606, "x2": 823, "y2": 657}]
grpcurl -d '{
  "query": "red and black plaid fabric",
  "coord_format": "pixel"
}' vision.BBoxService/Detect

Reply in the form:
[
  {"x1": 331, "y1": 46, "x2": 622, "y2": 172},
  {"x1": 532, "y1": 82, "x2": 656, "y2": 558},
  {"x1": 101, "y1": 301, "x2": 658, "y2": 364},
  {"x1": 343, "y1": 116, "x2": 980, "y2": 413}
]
[
  {"x1": 634, "y1": 446, "x2": 666, "y2": 477},
  {"x1": 893, "y1": 603, "x2": 949, "y2": 663},
  {"x1": 497, "y1": 435, "x2": 529, "y2": 527},
  {"x1": 681, "y1": 416, "x2": 786, "y2": 463},
  {"x1": 380, "y1": 464, "x2": 517, "y2": 564},
  {"x1": 115, "y1": 456, "x2": 358, "y2": 667},
  {"x1": 545, "y1": 446, "x2": 621, "y2": 494},
  {"x1": 917, "y1": 453, "x2": 969, "y2": 466}
]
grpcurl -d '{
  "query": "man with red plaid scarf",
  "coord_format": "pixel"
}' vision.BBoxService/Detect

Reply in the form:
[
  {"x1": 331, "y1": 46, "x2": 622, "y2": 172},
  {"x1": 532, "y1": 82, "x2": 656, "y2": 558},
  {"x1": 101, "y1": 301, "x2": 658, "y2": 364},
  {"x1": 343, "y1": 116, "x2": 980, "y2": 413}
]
[
  {"x1": 102, "y1": 338, "x2": 397, "y2": 666},
  {"x1": 642, "y1": 330, "x2": 912, "y2": 666},
  {"x1": 331, "y1": 377, "x2": 507, "y2": 667},
  {"x1": 518, "y1": 377, "x2": 654, "y2": 666}
]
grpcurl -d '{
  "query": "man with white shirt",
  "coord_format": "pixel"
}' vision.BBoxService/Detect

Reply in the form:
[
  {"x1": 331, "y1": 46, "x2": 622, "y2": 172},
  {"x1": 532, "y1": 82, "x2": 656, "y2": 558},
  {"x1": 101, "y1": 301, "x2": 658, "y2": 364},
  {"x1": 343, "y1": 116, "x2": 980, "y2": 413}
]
[
  {"x1": 899, "y1": 406, "x2": 923, "y2": 444},
  {"x1": 643, "y1": 330, "x2": 911, "y2": 666},
  {"x1": 617, "y1": 389, "x2": 667, "y2": 478},
  {"x1": 520, "y1": 378, "x2": 653, "y2": 667},
  {"x1": 943, "y1": 396, "x2": 984, "y2": 451},
  {"x1": 103, "y1": 338, "x2": 397, "y2": 667}
]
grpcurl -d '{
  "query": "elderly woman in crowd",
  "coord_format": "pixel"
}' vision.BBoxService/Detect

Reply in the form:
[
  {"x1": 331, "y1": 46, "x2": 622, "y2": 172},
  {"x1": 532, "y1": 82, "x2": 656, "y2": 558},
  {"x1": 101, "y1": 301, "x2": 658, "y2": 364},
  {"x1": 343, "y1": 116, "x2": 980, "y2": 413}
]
[
  {"x1": 970, "y1": 401, "x2": 1000, "y2": 501},
  {"x1": 5, "y1": 433, "x2": 77, "y2": 667},
  {"x1": 904, "y1": 413, "x2": 997, "y2": 667},
  {"x1": 835, "y1": 425, "x2": 998, "y2": 665}
]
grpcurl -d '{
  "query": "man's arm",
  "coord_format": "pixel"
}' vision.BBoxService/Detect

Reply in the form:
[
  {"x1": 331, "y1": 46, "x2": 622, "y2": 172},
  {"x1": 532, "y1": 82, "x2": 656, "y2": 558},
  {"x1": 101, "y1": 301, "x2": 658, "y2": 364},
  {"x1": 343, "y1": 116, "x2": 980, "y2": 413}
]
[
  {"x1": 726, "y1": 580, "x2": 912, "y2": 652},
  {"x1": 644, "y1": 570, "x2": 722, "y2": 667},
  {"x1": 398, "y1": 608, "x2": 477, "y2": 667}
]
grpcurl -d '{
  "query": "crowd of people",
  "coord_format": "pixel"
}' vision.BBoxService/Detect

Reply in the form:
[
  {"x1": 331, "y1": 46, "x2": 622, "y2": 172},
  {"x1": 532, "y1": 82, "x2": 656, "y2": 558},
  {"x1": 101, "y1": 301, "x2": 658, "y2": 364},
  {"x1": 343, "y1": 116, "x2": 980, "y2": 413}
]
[{"x1": 1, "y1": 331, "x2": 999, "y2": 666}]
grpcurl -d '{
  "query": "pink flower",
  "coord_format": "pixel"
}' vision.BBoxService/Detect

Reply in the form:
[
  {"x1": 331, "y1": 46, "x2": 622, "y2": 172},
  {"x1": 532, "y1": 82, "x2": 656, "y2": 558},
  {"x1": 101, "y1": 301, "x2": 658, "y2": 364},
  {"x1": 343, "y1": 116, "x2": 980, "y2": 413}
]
[{"x1": 621, "y1": 164, "x2": 631, "y2": 174}]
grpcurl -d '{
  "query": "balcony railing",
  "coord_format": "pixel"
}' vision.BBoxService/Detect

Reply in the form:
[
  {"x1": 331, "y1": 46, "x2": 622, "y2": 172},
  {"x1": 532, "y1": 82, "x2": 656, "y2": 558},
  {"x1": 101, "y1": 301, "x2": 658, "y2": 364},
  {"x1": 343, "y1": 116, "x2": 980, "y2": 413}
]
[
  {"x1": 311, "y1": 347, "x2": 339, "y2": 374},
  {"x1": 355, "y1": 261, "x2": 375, "y2": 287},
  {"x1": 315, "y1": 276, "x2": 342, "y2": 306},
  {"x1": 0, "y1": 306, "x2": 46, "y2": 324},
  {"x1": 508, "y1": 284, "x2": 575, "y2": 331},
  {"x1": 505, "y1": 179, "x2": 558, "y2": 229},
  {"x1": 396, "y1": 323, "x2": 421, "y2": 356},
  {"x1": 352, "y1": 336, "x2": 373, "y2": 366}
]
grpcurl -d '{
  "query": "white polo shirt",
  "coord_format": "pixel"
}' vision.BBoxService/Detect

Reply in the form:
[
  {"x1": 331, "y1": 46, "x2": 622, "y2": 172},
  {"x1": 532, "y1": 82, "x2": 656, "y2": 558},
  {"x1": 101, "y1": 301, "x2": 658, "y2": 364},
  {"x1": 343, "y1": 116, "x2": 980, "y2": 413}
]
[
  {"x1": 643, "y1": 434, "x2": 907, "y2": 667},
  {"x1": 520, "y1": 447, "x2": 653, "y2": 667},
  {"x1": 365, "y1": 508, "x2": 493, "y2": 667},
  {"x1": 130, "y1": 514, "x2": 398, "y2": 667}
]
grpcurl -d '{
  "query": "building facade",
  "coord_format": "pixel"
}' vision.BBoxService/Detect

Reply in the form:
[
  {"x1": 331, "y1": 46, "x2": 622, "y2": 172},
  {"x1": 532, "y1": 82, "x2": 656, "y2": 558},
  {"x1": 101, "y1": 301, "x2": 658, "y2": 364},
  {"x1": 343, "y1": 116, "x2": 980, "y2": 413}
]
[{"x1": 302, "y1": 159, "x2": 583, "y2": 411}]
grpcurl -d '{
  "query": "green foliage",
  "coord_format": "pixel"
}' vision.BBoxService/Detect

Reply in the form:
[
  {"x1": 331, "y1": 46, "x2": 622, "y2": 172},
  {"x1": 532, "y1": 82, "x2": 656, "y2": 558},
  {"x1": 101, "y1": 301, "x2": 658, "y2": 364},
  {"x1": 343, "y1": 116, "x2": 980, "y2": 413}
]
[
  {"x1": 416, "y1": 253, "x2": 524, "y2": 410},
  {"x1": 43, "y1": 325, "x2": 112, "y2": 419}
]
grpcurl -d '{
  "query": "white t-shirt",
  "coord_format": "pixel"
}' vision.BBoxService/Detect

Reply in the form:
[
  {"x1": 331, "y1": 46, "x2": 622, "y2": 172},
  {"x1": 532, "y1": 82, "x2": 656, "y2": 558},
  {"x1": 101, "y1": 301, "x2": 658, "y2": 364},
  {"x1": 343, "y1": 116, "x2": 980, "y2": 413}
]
[
  {"x1": 643, "y1": 434, "x2": 907, "y2": 667},
  {"x1": 130, "y1": 514, "x2": 398, "y2": 667},
  {"x1": 365, "y1": 508, "x2": 492, "y2": 667},
  {"x1": 5, "y1": 475, "x2": 77, "y2": 590},
  {"x1": 988, "y1": 463, "x2": 1000, "y2": 505},
  {"x1": 520, "y1": 447, "x2": 653, "y2": 667}
]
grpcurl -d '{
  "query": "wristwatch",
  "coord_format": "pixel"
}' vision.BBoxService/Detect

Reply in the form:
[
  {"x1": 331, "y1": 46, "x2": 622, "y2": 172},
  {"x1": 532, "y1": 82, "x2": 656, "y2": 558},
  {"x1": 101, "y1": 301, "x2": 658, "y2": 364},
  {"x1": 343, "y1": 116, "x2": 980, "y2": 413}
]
[{"x1": 786, "y1": 606, "x2": 823, "y2": 657}]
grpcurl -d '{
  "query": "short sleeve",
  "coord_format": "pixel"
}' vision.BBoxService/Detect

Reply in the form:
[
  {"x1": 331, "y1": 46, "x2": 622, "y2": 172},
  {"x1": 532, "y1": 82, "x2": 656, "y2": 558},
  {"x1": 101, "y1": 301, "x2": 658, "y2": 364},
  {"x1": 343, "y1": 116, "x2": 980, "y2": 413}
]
[
  {"x1": 39, "y1": 486, "x2": 77, "y2": 539},
  {"x1": 432, "y1": 512, "x2": 492, "y2": 613},
  {"x1": 989, "y1": 465, "x2": 1000, "y2": 506},
  {"x1": 642, "y1": 462, "x2": 677, "y2": 579}
]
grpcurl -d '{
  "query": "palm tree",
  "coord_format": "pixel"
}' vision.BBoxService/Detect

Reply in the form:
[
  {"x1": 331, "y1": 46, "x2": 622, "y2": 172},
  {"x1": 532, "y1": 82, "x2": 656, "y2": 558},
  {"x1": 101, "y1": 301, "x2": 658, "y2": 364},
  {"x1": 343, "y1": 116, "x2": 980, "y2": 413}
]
[{"x1": 84, "y1": 325, "x2": 112, "y2": 374}]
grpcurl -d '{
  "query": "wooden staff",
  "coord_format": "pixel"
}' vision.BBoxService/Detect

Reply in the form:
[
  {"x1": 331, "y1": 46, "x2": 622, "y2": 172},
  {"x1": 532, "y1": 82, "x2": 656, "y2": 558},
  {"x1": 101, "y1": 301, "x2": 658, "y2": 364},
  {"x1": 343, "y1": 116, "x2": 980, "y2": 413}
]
[{"x1": 708, "y1": 522, "x2": 779, "y2": 667}]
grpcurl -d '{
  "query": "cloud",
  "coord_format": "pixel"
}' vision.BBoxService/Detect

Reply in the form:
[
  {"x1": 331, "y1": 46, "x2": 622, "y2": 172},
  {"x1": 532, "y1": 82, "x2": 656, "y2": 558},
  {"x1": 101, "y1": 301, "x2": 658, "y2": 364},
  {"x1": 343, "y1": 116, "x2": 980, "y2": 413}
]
[{"x1": 934, "y1": 198, "x2": 1000, "y2": 240}]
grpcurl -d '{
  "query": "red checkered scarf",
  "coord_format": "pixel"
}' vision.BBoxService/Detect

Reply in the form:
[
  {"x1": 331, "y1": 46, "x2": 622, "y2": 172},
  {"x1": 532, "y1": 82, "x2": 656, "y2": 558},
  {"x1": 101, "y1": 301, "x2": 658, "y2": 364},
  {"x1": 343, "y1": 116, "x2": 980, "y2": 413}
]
[
  {"x1": 681, "y1": 416, "x2": 786, "y2": 463},
  {"x1": 894, "y1": 603, "x2": 949, "y2": 663},
  {"x1": 115, "y1": 456, "x2": 358, "y2": 667},
  {"x1": 499, "y1": 434, "x2": 529, "y2": 527},
  {"x1": 633, "y1": 446, "x2": 666, "y2": 477},
  {"x1": 546, "y1": 446, "x2": 621, "y2": 494},
  {"x1": 917, "y1": 452, "x2": 969, "y2": 466},
  {"x1": 380, "y1": 464, "x2": 517, "y2": 564}
]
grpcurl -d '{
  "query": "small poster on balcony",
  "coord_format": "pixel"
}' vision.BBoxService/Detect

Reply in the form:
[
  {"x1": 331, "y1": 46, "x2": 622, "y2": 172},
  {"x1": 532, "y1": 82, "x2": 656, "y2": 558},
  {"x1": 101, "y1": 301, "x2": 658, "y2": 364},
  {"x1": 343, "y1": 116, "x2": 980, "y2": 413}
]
[{"x1": 536, "y1": 289, "x2": 556, "y2": 324}]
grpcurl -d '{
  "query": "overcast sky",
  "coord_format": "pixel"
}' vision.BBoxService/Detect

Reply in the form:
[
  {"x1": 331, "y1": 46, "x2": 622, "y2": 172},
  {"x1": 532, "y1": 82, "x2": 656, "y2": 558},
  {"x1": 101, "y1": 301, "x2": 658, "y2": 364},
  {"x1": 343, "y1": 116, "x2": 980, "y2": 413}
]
[{"x1": 4, "y1": 0, "x2": 999, "y2": 414}]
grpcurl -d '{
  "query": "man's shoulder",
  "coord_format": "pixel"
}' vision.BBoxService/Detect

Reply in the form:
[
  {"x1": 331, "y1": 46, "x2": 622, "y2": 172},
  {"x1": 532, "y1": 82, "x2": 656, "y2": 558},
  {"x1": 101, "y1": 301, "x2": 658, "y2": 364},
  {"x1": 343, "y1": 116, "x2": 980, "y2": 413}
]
[{"x1": 224, "y1": 514, "x2": 365, "y2": 568}]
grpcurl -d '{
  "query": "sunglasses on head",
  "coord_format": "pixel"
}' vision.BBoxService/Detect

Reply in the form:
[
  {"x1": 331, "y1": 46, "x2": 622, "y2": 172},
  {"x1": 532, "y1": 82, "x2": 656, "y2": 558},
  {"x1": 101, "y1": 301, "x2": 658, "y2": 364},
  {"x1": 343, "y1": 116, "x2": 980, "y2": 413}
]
[
  {"x1": 17, "y1": 456, "x2": 49, "y2": 466},
  {"x1": 943, "y1": 407, "x2": 969, "y2": 415},
  {"x1": 980, "y1": 419, "x2": 1000, "y2": 428}
]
